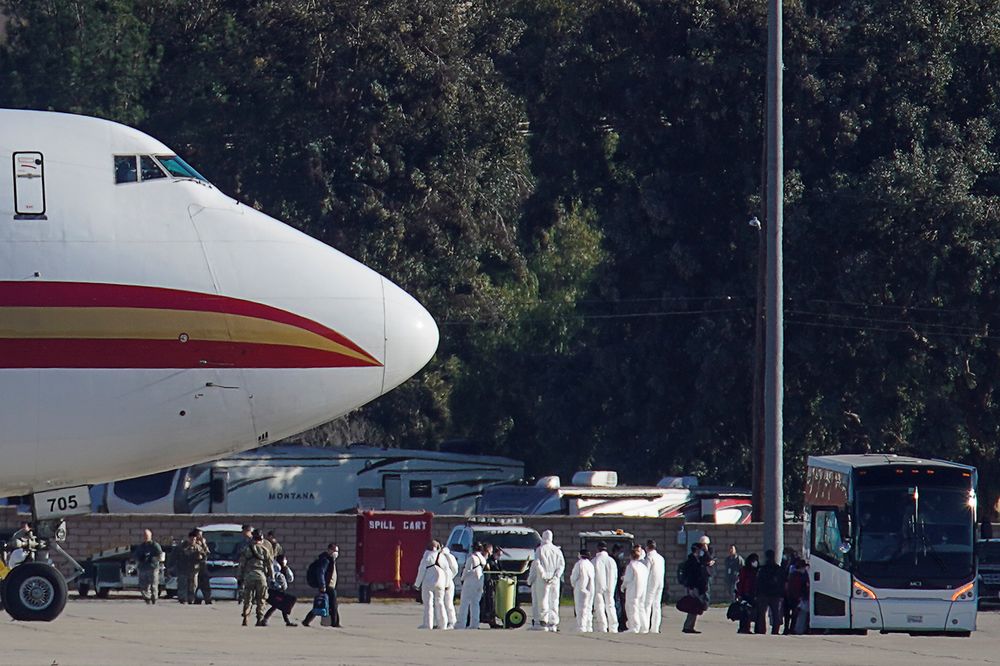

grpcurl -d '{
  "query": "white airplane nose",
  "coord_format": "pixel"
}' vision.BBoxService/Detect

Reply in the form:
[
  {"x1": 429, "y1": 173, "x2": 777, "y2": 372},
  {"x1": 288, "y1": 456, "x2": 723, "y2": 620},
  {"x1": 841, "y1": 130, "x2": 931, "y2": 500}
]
[{"x1": 381, "y1": 277, "x2": 439, "y2": 393}]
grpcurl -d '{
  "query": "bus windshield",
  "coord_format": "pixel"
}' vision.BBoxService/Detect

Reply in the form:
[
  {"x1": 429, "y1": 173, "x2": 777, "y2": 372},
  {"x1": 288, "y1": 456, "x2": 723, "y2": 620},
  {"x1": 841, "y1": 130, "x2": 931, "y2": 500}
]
[{"x1": 855, "y1": 484, "x2": 974, "y2": 582}]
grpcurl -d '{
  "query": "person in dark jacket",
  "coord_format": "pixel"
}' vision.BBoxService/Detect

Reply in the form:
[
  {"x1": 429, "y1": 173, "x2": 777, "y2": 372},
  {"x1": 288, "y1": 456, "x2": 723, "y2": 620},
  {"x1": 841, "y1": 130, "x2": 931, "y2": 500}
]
[
  {"x1": 784, "y1": 556, "x2": 809, "y2": 634},
  {"x1": 754, "y1": 549, "x2": 784, "y2": 634},
  {"x1": 302, "y1": 543, "x2": 340, "y2": 627},
  {"x1": 480, "y1": 543, "x2": 501, "y2": 627},
  {"x1": 734, "y1": 553, "x2": 759, "y2": 634},
  {"x1": 681, "y1": 543, "x2": 709, "y2": 634},
  {"x1": 611, "y1": 543, "x2": 628, "y2": 631}
]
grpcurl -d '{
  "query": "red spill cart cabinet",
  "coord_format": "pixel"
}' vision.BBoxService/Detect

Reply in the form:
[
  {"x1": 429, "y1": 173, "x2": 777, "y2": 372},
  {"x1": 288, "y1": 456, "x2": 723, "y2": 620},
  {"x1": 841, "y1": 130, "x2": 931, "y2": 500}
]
[{"x1": 356, "y1": 510, "x2": 433, "y2": 601}]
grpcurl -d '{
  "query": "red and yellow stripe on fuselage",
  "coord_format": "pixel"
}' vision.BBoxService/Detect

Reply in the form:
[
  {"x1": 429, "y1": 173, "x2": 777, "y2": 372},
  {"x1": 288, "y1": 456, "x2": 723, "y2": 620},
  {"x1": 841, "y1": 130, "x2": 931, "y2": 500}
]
[{"x1": 0, "y1": 282, "x2": 381, "y2": 369}]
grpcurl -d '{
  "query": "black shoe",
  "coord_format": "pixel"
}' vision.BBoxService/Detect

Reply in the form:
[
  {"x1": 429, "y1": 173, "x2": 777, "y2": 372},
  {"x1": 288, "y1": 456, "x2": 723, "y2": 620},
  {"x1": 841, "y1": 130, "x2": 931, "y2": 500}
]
[
  {"x1": 204, "y1": 601, "x2": 213, "y2": 605},
  {"x1": 682, "y1": 628, "x2": 701, "y2": 634},
  {"x1": 242, "y1": 618, "x2": 248, "y2": 626},
  {"x1": 194, "y1": 600, "x2": 203, "y2": 605},
  {"x1": 256, "y1": 619, "x2": 267, "y2": 627},
  {"x1": 151, "y1": 598, "x2": 156, "y2": 605},
  {"x1": 302, "y1": 620, "x2": 311, "y2": 627},
  {"x1": 285, "y1": 621, "x2": 298, "y2": 627}
]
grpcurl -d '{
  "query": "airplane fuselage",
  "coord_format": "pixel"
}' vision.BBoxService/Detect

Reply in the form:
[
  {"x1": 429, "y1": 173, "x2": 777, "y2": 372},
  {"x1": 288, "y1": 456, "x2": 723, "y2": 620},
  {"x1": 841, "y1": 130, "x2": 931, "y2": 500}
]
[{"x1": 0, "y1": 110, "x2": 438, "y2": 497}]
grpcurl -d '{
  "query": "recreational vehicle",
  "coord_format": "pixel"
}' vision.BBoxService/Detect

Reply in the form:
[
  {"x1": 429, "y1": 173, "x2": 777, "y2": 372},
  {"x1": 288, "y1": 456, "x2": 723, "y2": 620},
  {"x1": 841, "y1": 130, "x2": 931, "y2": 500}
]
[
  {"x1": 100, "y1": 445, "x2": 524, "y2": 516},
  {"x1": 476, "y1": 472, "x2": 752, "y2": 523}
]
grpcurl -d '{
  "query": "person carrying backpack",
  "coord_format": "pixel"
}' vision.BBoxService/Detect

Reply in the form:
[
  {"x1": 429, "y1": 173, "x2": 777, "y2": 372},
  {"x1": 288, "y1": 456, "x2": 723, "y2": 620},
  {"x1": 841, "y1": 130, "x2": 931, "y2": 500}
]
[
  {"x1": 302, "y1": 544, "x2": 340, "y2": 627},
  {"x1": 754, "y1": 549, "x2": 785, "y2": 634}
]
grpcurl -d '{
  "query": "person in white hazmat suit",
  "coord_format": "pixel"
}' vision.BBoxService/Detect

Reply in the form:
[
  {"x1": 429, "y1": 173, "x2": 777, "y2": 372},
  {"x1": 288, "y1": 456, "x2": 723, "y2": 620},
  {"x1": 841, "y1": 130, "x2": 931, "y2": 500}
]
[
  {"x1": 622, "y1": 546, "x2": 649, "y2": 633},
  {"x1": 458, "y1": 543, "x2": 486, "y2": 629},
  {"x1": 570, "y1": 549, "x2": 595, "y2": 632},
  {"x1": 527, "y1": 558, "x2": 544, "y2": 629},
  {"x1": 440, "y1": 545, "x2": 459, "y2": 630},
  {"x1": 533, "y1": 529, "x2": 566, "y2": 632},
  {"x1": 592, "y1": 541, "x2": 619, "y2": 632},
  {"x1": 413, "y1": 540, "x2": 448, "y2": 630},
  {"x1": 643, "y1": 539, "x2": 666, "y2": 633}
]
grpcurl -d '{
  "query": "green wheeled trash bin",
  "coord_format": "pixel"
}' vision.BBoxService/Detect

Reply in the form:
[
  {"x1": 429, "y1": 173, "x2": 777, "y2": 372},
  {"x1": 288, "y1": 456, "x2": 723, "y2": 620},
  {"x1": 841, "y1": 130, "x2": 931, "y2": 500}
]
[{"x1": 495, "y1": 575, "x2": 526, "y2": 628}]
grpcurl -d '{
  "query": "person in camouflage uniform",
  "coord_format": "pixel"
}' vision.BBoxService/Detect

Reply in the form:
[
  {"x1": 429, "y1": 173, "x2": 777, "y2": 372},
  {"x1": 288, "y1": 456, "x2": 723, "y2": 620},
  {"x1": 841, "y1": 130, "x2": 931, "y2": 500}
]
[
  {"x1": 239, "y1": 529, "x2": 273, "y2": 626},
  {"x1": 134, "y1": 529, "x2": 163, "y2": 605},
  {"x1": 192, "y1": 529, "x2": 213, "y2": 604},
  {"x1": 176, "y1": 530, "x2": 205, "y2": 604}
]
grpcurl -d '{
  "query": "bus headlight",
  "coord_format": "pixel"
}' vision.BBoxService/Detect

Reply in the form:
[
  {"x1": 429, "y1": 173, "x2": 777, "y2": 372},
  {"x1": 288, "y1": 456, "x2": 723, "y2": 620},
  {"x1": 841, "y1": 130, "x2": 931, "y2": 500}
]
[
  {"x1": 853, "y1": 580, "x2": 877, "y2": 600},
  {"x1": 951, "y1": 582, "x2": 975, "y2": 601}
]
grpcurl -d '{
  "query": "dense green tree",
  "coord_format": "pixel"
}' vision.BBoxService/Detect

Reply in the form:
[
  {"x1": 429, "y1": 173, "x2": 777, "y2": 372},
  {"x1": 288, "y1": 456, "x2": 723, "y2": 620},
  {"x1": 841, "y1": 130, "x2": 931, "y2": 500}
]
[{"x1": 3, "y1": 0, "x2": 1000, "y2": 511}]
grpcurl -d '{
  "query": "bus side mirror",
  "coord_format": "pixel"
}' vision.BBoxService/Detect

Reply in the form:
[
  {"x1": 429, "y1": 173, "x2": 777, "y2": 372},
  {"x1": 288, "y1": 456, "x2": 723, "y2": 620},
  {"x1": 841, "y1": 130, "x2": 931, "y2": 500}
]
[{"x1": 838, "y1": 541, "x2": 852, "y2": 554}]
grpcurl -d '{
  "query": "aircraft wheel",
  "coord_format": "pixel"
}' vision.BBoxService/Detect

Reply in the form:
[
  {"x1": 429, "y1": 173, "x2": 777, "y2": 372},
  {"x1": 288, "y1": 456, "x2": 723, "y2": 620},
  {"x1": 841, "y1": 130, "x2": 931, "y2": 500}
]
[
  {"x1": 4, "y1": 562, "x2": 67, "y2": 621},
  {"x1": 78, "y1": 582, "x2": 90, "y2": 597}
]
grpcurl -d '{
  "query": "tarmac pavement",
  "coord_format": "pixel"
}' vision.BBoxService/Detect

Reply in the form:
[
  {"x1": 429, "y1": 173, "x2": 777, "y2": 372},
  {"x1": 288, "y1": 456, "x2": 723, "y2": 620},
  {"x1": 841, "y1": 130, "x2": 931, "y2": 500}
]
[{"x1": 4, "y1": 596, "x2": 1000, "y2": 666}]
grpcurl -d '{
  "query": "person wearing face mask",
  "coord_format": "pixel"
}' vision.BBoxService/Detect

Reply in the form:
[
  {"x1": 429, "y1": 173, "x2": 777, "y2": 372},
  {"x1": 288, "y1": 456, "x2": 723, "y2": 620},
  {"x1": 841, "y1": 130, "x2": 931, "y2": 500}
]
[
  {"x1": 440, "y1": 544, "x2": 459, "y2": 629},
  {"x1": 591, "y1": 542, "x2": 619, "y2": 632},
  {"x1": 458, "y1": 542, "x2": 486, "y2": 629},
  {"x1": 302, "y1": 543, "x2": 340, "y2": 628},
  {"x1": 734, "y1": 553, "x2": 759, "y2": 634},
  {"x1": 414, "y1": 540, "x2": 448, "y2": 630},
  {"x1": 621, "y1": 547, "x2": 649, "y2": 633},
  {"x1": 680, "y1": 543, "x2": 709, "y2": 634}
]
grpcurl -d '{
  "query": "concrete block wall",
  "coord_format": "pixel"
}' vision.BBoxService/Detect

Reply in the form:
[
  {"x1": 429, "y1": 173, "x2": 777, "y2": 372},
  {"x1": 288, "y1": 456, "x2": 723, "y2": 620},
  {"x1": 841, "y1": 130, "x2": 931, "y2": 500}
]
[{"x1": 0, "y1": 507, "x2": 805, "y2": 602}]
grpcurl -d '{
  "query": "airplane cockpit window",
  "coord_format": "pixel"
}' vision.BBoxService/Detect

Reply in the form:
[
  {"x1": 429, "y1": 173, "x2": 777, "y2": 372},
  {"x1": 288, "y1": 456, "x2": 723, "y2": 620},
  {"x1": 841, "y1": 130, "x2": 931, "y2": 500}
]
[
  {"x1": 155, "y1": 155, "x2": 208, "y2": 183},
  {"x1": 140, "y1": 155, "x2": 167, "y2": 181},
  {"x1": 114, "y1": 155, "x2": 138, "y2": 183}
]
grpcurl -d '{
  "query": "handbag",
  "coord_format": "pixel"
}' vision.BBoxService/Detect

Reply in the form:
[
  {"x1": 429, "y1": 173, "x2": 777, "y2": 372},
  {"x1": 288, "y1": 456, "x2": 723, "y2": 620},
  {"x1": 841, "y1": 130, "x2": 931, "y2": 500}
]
[
  {"x1": 676, "y1": 594, "x2": 706, "y2": 615},
  {"x1": 312, "y1": 593, "x2": 330, "y2": 617},
  {"x1": 726, "y1": 601, "x2": 742, "y2": 621},
  {"x1": 268, "y1": 590, "x2": 297, "y2": 614}
]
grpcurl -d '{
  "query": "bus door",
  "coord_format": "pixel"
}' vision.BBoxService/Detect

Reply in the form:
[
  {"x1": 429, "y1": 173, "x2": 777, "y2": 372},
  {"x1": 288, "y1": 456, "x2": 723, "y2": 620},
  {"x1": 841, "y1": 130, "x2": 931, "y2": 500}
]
[{"x1": 809, "y1": 506, "x2": 853, "y2": 629}]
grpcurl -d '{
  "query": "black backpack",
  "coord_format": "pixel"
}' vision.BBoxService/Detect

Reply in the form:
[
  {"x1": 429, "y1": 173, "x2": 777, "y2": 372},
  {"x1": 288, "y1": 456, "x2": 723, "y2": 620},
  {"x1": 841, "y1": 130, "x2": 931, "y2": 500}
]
[
  {"x1": 306, "y1": 556, "x2": 324, "y2": 588},
  {"x1": 676, "y1": 562, "x2": 688, "y2": 587}
]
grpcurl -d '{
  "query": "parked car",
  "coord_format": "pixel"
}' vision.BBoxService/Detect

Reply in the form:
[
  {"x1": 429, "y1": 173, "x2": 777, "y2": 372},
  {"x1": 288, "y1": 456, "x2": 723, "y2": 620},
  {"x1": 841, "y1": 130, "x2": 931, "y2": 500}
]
[
  {"x1": 76, "y1": 544, "x2": 177, "y2": 599},
  {"x1": 978, "y1": 539, "x2": 1000, "y2": 608},
  {"x1": 446, "y1": 519, "x2": 541, "y2": 602},
  {"x1": 197, "y1": 523, "x2": 245, "y2": 600}
]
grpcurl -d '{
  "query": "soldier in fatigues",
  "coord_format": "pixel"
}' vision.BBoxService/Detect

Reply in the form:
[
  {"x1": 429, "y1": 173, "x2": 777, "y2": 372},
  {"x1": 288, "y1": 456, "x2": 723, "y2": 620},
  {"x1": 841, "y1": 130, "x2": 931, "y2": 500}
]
[
  {"x1": 239, "y1": 529, "x2": 273, "y2": 626},
  {"x1": 192, "y1": 529, "x2": 212, "y2": 604},
  {"x1": 134, "y1": 529, "x2": 163, "y2": 605},
  {"x1": 174, "y1": 536, "x2": 192, "y2": 604},
  {"x1": 177, "y1": 530, "x2": 205, "y2": 604}
]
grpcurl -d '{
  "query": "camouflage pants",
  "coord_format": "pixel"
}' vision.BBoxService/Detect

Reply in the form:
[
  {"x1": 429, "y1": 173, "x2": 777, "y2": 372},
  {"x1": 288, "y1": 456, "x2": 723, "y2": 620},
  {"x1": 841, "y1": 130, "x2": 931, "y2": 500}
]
[
  {"x1": 242, "y1": 573, "x2": 267, "y2": 621},
  {"x1": 138, "y1": 568, "x2": 159, "y2": 602},
  {"x1": 177, "y1": 572, "x2": 197, "y2": 603}
]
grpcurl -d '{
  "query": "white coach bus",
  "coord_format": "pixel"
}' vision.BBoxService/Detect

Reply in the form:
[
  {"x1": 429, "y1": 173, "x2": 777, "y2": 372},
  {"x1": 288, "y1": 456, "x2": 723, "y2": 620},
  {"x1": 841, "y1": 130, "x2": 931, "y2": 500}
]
[{"x1": 805, "y1": 454, "x2": 977, "y2": 636}]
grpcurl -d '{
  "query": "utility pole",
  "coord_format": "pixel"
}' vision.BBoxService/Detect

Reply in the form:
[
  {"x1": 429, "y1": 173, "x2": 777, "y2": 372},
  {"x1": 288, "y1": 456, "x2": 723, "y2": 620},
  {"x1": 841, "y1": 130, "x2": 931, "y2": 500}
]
[{"x1": 763, "y1": 0, "x2": 784, "y2": 556}]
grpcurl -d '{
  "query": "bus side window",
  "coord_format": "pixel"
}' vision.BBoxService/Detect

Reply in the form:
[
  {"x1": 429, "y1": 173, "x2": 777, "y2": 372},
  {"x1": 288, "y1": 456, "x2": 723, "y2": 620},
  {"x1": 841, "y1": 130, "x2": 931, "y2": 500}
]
[{"x1": 813, "y1": 508, "x2": 846, "y2": 567}]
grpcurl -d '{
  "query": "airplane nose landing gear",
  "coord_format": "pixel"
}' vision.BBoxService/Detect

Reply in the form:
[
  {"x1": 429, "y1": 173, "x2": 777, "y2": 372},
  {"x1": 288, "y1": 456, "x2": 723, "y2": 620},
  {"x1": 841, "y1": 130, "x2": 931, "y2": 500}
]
[
  {"x1": 1, "y1": 488, "x2": 89, "y2": 621},
  {"x1": 2, "y1": 562, "x2": 67, "y2": 621}
]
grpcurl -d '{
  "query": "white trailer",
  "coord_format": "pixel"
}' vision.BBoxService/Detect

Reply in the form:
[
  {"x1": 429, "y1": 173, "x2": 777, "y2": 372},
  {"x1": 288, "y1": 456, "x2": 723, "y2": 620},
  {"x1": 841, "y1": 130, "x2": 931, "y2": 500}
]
[
  {"x1": 100, "y1": 445, "x2": 524, "y2": 516},
  {"x1": 477, "y1": 472, "x2": 752, "y2": 524}
]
